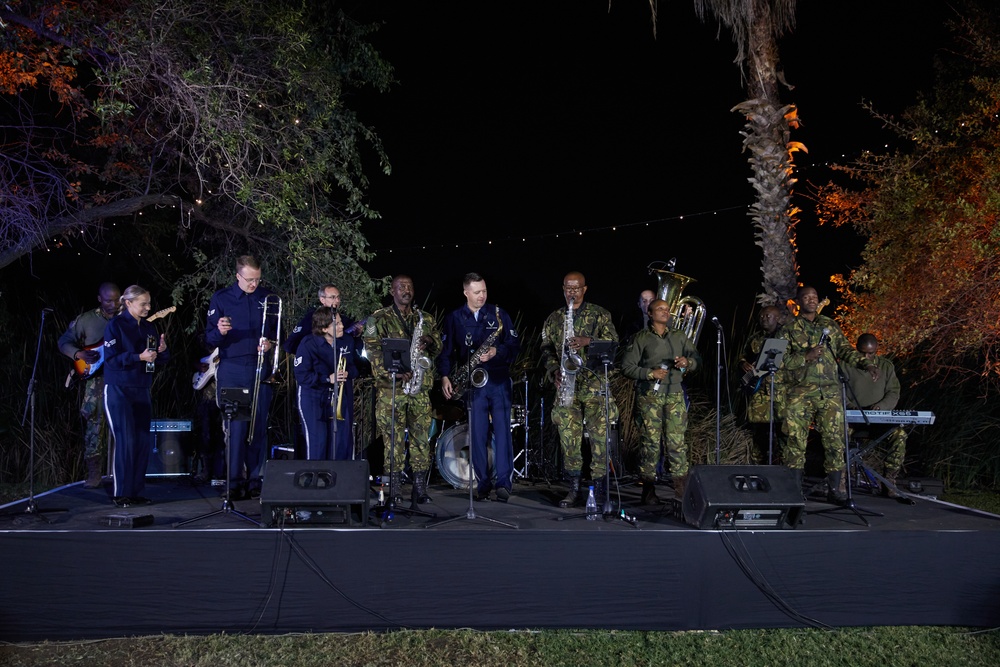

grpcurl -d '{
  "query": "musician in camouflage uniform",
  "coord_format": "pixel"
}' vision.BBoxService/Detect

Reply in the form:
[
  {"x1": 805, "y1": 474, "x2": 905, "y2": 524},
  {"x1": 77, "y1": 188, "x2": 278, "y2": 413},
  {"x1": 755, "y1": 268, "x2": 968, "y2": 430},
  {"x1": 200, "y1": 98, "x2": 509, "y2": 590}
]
[
  {"x1": 741, "y1": 305, "x2": 787, "y2": 462},
  {"x1": 363, "y1": 275, "x2": 441, "y2": 505},
  {"x1": 845, "y1": 333, "x2": 907, "y2": 498},
  {"x1": 540, "y1": 271, "x2": 619, "y2": 508},
  {"x1": 782, "y1": 286, "x2": 879, "y2": 503},
  {"x1": 58, "y1": 282, "x2": 121, "y2": 488},
  {"x1": 621, "y1": 299, "x2": 699, "y2": 504}
]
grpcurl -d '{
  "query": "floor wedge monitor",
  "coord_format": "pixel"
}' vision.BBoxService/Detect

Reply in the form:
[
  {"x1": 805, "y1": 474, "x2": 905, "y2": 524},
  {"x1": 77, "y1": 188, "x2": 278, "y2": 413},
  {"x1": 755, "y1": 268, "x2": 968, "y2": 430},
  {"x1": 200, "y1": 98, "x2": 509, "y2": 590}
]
[
  {"x1": 260, "y1": 459, "x2": 370, "y2": 527},
  {"x1": 682, "y1": 465, "x2": 803, "y2": 529}
]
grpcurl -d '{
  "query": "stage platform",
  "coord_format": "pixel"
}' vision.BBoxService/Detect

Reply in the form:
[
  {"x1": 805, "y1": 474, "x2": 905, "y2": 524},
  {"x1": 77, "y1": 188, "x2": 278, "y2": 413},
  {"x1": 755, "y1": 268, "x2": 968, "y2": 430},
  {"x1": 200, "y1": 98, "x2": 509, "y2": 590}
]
[{"x1": 1, "y1": 468, "x2": 999, "y2": 640}]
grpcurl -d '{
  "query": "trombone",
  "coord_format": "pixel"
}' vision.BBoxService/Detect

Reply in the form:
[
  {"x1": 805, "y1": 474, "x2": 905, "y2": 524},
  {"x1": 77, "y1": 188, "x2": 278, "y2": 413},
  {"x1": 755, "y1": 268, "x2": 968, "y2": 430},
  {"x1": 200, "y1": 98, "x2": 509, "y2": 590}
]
[{"x1": 247, "y1": 294, "x2": 282, "y2": 445}]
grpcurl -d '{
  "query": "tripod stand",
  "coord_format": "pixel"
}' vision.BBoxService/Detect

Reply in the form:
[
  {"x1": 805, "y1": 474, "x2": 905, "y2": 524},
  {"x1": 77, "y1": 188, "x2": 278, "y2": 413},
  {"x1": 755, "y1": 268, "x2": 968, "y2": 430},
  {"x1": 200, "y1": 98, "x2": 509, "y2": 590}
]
[
  {"x1": 13, "y1": 309, "x2": 67, "y2": 522},
  {"x1": 176, "y1": 387, "x2": 259, "y2": 527},
  {"x1": 374, "y1": 339, "x2": 435, "y2": 526},
  {"x1": 808, "y1": 353, "x2": 882, "y2": 527},
  {"x1": 557, "y1": 340, "x2": 636, "y2": 527}
]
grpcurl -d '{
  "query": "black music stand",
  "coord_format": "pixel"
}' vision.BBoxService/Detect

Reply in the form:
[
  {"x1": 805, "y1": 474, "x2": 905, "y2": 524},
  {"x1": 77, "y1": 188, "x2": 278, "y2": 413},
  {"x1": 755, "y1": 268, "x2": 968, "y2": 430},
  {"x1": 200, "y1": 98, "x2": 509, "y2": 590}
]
[
  {"x1": 557, "y1": 340, "x2": 637, "y2": 527},
  {"x1": 808, "y1": 348, "x2": 882, "y2": 527},
  {"x1": 752, "y1": 338, "x2": 787, "y2": 465},
  {"x1": 175, "y1": 387, "x2": 259, "y2": 527},
  {"x1": 374, "y1": 338, "x2": 435, "y2": 526}
]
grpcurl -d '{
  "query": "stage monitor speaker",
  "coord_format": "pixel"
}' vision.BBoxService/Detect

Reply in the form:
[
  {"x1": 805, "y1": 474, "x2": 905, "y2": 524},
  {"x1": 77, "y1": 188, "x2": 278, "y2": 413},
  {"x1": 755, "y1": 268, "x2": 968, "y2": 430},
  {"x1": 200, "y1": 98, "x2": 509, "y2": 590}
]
[
  {"x1": 681, "y1": 465, "x2": 803, "y2": 530},
  {"x1": 260, "y1": 459, "x2": 370, "y2": 528}
]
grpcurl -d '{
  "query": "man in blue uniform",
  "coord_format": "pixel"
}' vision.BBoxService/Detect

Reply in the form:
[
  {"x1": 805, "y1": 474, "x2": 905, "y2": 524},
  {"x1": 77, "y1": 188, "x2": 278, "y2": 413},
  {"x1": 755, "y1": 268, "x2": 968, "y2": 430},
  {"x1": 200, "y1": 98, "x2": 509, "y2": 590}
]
[
  {"x1": 206, "y1": 255, "x2": 279, "y2": 500},
  {"x1": 437, "y1": 272, "x2": 520, "y2": 502}
]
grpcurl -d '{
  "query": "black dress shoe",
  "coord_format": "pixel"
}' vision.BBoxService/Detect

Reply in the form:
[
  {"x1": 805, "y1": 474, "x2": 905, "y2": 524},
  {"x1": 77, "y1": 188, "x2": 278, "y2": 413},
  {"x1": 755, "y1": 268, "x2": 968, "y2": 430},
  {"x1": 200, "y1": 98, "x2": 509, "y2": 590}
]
[
  {"x1": 474, "y1": 489, "x2": 491, "y2": 502},
  {"x1": 113, "y1": 497, "x2": 131, "y2": 508},
  {"x1": 495, "y1": 487, "x2": 511, "y2": 503},
  {"x1": 129, "y1": 496, "x2": 152, "y2": 506}
]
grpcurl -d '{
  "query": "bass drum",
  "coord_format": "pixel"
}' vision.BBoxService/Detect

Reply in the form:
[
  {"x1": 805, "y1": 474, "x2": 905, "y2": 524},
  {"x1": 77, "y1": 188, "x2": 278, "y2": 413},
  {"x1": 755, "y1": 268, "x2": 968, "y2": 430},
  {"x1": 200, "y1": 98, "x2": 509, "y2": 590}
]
[{"x1": 435, "y1": 422, "x2": 494, "y2": 489}]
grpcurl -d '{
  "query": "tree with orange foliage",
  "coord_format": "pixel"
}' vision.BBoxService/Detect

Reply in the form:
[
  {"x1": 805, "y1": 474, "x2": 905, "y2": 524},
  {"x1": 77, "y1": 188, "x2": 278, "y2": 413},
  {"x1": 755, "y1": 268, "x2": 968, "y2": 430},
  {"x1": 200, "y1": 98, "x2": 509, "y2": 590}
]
[
  {"x1": 815, "y1": 5, "x2": 1000, "y2": 386},
  {"x1": 1, "y1": 0, "x2": 392, "y2": 317}
]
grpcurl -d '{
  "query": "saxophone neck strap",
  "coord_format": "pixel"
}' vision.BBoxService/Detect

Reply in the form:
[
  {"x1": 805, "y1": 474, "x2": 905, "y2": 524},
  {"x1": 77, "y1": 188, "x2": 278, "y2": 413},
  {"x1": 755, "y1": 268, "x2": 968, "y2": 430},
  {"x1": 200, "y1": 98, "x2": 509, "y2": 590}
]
[{"x1": 392, "y1": 304, "x2": 415, "y2": 339}]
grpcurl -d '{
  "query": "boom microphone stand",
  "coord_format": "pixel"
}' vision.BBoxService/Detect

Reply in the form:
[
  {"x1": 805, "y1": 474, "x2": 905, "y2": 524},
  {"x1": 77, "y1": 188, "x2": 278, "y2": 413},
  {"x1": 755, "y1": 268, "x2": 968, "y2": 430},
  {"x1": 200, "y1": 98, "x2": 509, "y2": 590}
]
[
  {"x1": 15, "y1": 309, "x2": 67, "y2": 522},
  {"x1": 429, "y1": 335, "x2": 515, "y2": 529},
  {"x1": 808, "y1": 343, "x2": 882, "y2": 527},
  {"x1": 176, "y1": 387, "x2": 259, "y2": 527},
  {"x1": 712, "y1": 316, "x2": 723, "y2": 464}
]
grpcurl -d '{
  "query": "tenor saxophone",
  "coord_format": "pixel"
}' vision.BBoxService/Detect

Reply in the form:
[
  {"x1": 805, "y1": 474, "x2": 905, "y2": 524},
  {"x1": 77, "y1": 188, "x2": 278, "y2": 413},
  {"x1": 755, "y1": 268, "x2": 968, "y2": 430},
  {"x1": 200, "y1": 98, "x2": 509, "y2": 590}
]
[
  {"x1": 449, "y1": 306, "x2": 503, "y2": 399},
  {"x1": 403, "y1": 309, "x2": 432, "y2": 396},
  {"x1": 557, "y1": 300, "x2": 583, "y2": 407}
]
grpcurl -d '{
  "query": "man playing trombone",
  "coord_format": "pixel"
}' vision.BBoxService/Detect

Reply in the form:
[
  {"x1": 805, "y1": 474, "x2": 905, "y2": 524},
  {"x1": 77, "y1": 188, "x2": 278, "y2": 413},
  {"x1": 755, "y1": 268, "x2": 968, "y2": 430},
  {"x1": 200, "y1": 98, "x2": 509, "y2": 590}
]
[
  {"x1": 436, "y1": 272, "x2": 520, "y2": 502},
  {"x1": 206, "y1": 255, "x2": 280, "y2": 501}
]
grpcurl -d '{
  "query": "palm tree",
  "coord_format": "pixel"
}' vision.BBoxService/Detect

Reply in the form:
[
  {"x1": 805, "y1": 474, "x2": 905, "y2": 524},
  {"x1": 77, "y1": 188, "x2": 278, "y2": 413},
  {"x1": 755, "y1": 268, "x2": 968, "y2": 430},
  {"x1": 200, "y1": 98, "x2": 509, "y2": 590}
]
[{"x1": 653, "y1": 1, "x2": 802, "y2": 306}]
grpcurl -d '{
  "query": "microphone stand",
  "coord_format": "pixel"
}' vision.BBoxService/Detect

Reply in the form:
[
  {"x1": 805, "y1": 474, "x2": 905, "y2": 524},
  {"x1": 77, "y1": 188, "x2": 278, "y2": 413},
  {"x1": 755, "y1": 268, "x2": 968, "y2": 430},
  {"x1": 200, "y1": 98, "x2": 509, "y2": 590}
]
[
  {"x1": 808, "y1": 340, "x2": 882, "y2": 526},
  {"x1": 713, "y1": 318, "x2": 723, "y2": 464},
  {"x1": 428, "y1": 333, "x2": 515, "y2": 529},
  {"x1": 13, "y1": 309, "x2": 67, "y2": 522}
]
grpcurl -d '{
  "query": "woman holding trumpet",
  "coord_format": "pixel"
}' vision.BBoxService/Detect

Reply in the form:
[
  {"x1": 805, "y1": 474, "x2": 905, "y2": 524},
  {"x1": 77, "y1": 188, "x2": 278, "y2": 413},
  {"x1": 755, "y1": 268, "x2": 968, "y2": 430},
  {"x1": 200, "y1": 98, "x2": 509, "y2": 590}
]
[{"x1": 293, "y1": 306, "x2": 357, "y2": 460}]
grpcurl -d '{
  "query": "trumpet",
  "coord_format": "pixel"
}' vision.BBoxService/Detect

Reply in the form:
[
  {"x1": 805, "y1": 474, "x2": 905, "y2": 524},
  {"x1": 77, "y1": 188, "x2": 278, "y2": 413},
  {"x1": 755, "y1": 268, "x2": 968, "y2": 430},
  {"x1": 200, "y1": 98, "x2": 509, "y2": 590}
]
[
  {"x1": 248, "y1": 294, "x2": 282, "y2": 444},
  {"x1": 335, "y1": 355, "x2": 347, "y2": 420}
]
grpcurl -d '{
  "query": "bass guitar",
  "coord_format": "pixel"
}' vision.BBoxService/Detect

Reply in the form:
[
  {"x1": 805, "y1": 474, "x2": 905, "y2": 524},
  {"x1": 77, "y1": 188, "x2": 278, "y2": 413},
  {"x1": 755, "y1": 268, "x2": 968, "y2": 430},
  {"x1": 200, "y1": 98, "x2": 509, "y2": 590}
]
[
  {"x1": 741, "y1": 297, "x2": 830, "y2": 395},
  {"x1": 192, "y1": 348, "x2": 220, "y2": 390}
]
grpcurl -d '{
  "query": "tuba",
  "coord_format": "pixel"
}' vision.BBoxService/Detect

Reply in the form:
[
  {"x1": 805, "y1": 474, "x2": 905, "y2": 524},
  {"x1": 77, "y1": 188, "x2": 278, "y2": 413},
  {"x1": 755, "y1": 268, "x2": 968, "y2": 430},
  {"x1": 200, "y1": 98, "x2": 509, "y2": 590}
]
[
  {"x1": 403, "y1": 309, "x2": 432, "y2": 396},
  {"x1": 650, "y1": 259, "x2": 707, "y2": 345}
]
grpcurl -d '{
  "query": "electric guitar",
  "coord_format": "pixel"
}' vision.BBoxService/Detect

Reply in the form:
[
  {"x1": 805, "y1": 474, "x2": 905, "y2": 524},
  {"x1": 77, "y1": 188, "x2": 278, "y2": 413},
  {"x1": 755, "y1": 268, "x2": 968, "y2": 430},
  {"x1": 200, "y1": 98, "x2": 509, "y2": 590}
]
[
  {"x1": 67, "y1": 306, "x2": 175, "y2": 386},
  {"x1": 192, "y1": 348, "x2": 220, "y2": 390}
]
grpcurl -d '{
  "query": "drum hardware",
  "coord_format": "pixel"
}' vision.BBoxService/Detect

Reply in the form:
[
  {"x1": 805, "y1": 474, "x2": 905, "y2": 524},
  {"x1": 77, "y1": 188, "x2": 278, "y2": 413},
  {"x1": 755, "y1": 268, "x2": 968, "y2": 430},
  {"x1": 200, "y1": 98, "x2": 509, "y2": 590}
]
[{"x1": 435, "y1": 423, "x2": 495, "y2": 490}]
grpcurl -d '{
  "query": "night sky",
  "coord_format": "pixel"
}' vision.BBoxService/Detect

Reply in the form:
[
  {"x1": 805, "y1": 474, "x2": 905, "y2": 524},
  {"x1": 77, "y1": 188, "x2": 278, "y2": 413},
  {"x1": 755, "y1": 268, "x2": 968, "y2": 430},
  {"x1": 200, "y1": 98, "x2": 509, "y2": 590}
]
[{"x1": 354, "y1": 1, "x2": 950, "y2": 335}]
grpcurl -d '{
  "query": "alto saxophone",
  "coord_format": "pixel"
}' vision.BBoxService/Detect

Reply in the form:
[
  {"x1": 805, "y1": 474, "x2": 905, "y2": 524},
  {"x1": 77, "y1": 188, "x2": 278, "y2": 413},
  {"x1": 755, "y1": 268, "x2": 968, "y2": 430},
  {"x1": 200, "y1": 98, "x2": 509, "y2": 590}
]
[
  {"x1": 403, "y1": 309, "x2": 432, "y2": 396},
  {"x1": 557, "y1": 299, "x2": 583, "y2": 407},
  {"x1": 449, "y1": 306, "x2": 503, "y2": 399}
]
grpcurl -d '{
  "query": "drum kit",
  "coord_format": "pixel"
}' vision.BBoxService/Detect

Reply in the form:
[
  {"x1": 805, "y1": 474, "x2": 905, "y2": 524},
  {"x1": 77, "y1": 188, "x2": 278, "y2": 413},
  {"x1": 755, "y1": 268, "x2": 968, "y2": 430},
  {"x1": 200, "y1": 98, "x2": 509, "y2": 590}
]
[{"x1": 432, "y1": 403, "x2": 527, "y2": 490}]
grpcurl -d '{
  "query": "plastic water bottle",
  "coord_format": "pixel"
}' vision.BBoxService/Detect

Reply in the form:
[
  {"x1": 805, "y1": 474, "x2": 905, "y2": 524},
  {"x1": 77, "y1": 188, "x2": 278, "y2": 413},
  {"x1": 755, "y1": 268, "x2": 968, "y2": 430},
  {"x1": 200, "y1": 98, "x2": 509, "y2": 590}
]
[{"x1": 586, "y1": 485, "x2": 598, "y2": 520}]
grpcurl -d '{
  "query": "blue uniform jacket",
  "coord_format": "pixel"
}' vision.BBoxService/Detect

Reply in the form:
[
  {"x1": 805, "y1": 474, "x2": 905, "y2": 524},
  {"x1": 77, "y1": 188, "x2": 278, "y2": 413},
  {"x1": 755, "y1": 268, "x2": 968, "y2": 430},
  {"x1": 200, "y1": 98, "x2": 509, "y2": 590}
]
[
  {"x1": 436, "y1": 303, "x2": 519, "y2": 384},
  {"x1": 103, "y1": 312, "x2": 170, "y2": 387},
  {"x1": 284, "y1": 306, "x2": 356, "y2": 356},
  {"x1": 206, "y1": 282, "x2": 279, "y2": 363},
  {"x1": 293, "y1": 333, "x2": 359, "y2": 390}
]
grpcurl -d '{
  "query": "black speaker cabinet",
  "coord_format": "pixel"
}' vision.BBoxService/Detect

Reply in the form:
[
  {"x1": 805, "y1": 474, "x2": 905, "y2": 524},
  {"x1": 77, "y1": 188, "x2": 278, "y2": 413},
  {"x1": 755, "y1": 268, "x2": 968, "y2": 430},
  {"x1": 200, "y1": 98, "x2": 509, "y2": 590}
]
[
  {"x1": 681, "y1": 465, "x2": 803, "y2": 529},
  {"x1": 260, "y1": 459, "x2": 370, "y2": 527}
]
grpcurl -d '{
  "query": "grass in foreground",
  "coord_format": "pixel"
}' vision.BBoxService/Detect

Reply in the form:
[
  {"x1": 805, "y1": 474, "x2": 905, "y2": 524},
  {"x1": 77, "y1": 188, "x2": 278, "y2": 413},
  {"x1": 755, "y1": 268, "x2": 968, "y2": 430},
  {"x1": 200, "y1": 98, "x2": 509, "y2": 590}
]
[{"x1": 2, "y1": 626, "x2": 999, "y2": 667}]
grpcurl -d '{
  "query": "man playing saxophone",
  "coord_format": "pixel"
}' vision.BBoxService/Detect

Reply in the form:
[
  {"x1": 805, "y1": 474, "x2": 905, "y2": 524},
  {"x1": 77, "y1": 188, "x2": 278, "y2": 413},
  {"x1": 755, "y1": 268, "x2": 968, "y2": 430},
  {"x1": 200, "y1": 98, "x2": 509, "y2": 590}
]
[
  {"x1": 436, "y1": 272, "x2": 520, "y2": 502},
  {"x1": 540, "y1": 271, "x2": 619, "y2": 508},
  {"x1": 363, "y1": 275, "x2": 441, "y2": 505},
  {"x1": 206, "y1": 255, "x2": 278, "y2": 501}
]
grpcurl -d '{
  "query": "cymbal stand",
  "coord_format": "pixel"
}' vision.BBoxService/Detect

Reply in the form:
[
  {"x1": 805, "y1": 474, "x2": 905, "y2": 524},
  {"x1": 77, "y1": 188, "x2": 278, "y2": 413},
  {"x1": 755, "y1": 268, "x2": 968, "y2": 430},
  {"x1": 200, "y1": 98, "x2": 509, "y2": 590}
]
[
  {"x1": 428, "y1": 338, "x2": 515, "y2": 529},
  {"x1": 176, "y1": 397, "x2": 260, "y2": 527},
  {"x1": 808, "y1": 351, "x2": 882, "y2": 526},
  {"x1": 511, "y1": 372, "x2": 530, "y2": 480}
]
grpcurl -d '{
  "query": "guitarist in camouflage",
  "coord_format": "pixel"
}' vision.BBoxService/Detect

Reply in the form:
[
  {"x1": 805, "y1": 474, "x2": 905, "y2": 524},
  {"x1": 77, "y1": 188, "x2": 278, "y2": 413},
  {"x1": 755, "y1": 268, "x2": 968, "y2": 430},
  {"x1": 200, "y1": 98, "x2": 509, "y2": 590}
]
[{"x1": 58, "y1": 282, "x2": 121, "y2": 488}]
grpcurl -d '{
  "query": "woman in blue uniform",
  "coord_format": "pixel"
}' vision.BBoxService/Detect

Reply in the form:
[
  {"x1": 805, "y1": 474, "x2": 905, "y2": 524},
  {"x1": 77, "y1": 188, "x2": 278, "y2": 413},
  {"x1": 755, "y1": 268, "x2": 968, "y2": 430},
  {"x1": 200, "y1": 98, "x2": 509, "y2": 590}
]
[
  {"x1": 294, "y1": 307, "x2": 356, "y2": 460},
  {"x1": 331, "y1": 312, "x2": 359, "y2": 460},
  {"x1": 103, "y1": 285, "x2": 169, "y2": 507}
]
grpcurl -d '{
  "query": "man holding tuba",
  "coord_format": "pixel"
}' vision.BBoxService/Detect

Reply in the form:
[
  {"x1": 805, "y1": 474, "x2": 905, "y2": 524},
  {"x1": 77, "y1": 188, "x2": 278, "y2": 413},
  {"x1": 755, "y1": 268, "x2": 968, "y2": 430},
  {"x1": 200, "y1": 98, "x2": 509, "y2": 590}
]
[
  {"x1": 540, "y1": 271, "x2": 619, "y2": 508},
  {"x1": 363, "y1": 275, "x2": 441, "y2": 505},
  {"x1": 436, "y1": 272, "x2": 520, "y2": 502},
  {"x1": 621, "y1": 299, "x2": 699, "y2": 504},
  {"x1": 206, "y1": 254, "x2": 279, "y2": 501}
]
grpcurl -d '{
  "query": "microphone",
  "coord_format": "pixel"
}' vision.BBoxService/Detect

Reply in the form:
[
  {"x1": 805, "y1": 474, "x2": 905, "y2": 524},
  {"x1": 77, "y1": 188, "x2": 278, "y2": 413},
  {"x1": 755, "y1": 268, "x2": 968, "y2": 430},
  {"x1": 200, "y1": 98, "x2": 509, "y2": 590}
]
[
  {"x1": 42, "y1": 307, "x2": 54, "y2": 313},
  {"x1": 711, "y1": 316, "x2": 721, "y2": 329},
  {"x1": 818, "y1": 328, "x2": 831, "y2": 347}
]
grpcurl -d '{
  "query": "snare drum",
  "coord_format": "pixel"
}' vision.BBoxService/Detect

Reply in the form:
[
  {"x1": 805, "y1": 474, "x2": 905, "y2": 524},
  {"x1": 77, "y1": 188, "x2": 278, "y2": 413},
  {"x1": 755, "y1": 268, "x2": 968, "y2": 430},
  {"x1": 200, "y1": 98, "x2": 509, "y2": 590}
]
[{"x1": 435, "y1": 422, "x2": 495, "y2": 489}]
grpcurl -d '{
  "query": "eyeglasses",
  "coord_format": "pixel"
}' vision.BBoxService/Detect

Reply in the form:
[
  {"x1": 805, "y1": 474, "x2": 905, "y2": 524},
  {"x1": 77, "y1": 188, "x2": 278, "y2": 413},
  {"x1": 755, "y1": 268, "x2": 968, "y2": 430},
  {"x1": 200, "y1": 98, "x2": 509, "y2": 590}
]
[
  {"x1": 562, "y1": 285, "x2": 583, "y2": 293},
  {"x1": 237, "y1": 273, "x2": 263, "y2": 286}
]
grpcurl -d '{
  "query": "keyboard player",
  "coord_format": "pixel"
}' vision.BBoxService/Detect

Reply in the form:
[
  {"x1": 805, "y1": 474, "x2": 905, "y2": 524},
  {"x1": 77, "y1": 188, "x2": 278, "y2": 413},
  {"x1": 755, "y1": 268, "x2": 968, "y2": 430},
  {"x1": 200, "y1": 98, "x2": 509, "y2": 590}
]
[{"x1": 845, "y1": 333, "x2": 907, "y2": 498}]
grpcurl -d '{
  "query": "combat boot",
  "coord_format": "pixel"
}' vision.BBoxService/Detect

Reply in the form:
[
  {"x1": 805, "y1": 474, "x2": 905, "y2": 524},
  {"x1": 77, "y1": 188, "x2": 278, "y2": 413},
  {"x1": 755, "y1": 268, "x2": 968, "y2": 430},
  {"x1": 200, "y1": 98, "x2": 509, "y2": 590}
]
[
  {"x1": 826, "y1": 471, "x2": 846, "y2": 504},
  {"x1": 640, "y1": 478, "x2": 662, "y2": 505},
  {"x1": 412, "y1": 469, "x2": 432, "y2": 504},
  {"x1": 559, "y1": 475, "x2": 581, "y2": 508},
  {"x1": 883, "y1": 471, "x2": 900, "y2": 499},
  {"x1": 83, "y1": 455, "x2": 103, "y2": 489}
]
